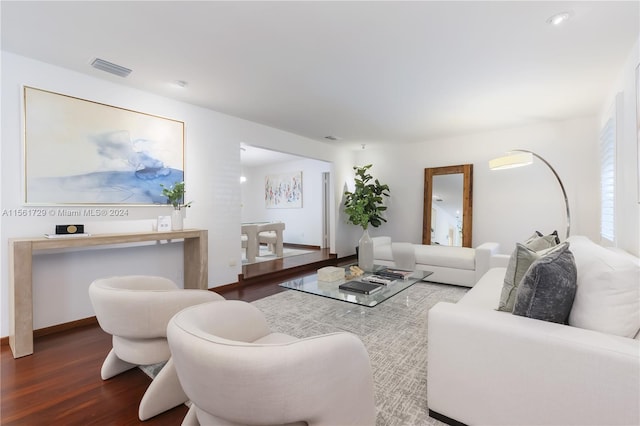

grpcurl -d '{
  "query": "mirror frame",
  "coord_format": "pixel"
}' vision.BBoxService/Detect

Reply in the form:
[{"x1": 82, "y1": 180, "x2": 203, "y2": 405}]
[{"x1": 422, "y1": 164, "x2": 473, "y2": 247}]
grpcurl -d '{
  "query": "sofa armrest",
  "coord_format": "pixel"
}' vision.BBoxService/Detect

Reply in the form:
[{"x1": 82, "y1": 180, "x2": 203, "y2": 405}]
[
  {"x1": 474, "y1": 242, "x2": 500, "y2": 282},
  {"x1": 427, "y1": 302, "x2": 640, "y2": 426},
  {"x1": 490, "y1": 253, "x2": 510, "y2": 268}
]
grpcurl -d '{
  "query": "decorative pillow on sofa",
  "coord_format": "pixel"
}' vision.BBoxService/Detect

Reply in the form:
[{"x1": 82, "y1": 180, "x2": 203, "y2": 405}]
[
  {"x1": 497, "y1": 241, "x2": 566, "y2": 312},
  {"x1": 567, "y1": 236, "x2": 640, "y2": 338},
  {"x1": 524, "y1": 230, "x2": 560, "y2": 251},
  {"x1": 512, "y1": 243, "x2": 577, "y2": 324}
]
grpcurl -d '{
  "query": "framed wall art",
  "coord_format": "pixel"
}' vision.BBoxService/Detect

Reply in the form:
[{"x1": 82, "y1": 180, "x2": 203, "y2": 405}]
[
  {"x1": 23, "y1": 86, "x2": 184, "y2": 205},
  {"x1": 265, "y1": 171, "x2": 302, "y2": 208}
]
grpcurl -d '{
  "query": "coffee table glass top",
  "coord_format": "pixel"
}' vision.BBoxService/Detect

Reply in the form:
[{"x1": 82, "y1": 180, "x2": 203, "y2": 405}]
[{"x1": 279, "y1": 265, "x2": 433, "y2": 307}]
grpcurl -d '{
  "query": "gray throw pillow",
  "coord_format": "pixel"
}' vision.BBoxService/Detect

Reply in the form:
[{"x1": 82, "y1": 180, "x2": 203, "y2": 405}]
[
  {"x1": 524, "y1": 230, "x2": 560, "y2": 251},
  {"x1": 497, "y1": 242, "x2": 567, "y2": 312},
  {"x1": 513, "y1": 243, "x2": 577, "y2": 324}
]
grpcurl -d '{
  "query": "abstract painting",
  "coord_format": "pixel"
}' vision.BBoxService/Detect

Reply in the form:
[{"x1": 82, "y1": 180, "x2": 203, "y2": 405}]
[
  {"x1": 24, "y1": 86, "x2": 184, "y2": 204},
  {"x1": 265, "y1": 171, "x2": 302, "y2": 208}
]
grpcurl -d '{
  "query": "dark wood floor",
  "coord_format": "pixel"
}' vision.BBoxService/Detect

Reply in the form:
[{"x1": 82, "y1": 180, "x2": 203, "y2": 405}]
[{"x1": 1, "y1": 249, "x2": 346, "y2": 426}]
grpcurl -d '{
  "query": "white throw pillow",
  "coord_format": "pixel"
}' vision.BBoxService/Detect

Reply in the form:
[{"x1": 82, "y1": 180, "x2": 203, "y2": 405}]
[{"x1": 567, "y1": 236, "x2": 640, "y2": 338}]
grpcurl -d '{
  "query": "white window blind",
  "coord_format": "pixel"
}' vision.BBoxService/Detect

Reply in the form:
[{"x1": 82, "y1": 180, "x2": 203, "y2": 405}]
[{"x1": 599, "y1": 102, "x2": 616, "y2": 242}]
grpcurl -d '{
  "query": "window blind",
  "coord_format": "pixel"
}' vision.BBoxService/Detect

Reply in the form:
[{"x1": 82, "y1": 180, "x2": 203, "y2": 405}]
[{"x1": 599, "y1": 105, "x2": 616, "y2": 242}]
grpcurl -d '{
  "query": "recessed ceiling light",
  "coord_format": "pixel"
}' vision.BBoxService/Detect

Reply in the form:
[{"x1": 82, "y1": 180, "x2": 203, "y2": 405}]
[
  {"x1": 546, "y1": 12, "x2": 571, "y2": 26},
  {"x1": 174, "y1": 80, "x2": 188, "y2": 88}
]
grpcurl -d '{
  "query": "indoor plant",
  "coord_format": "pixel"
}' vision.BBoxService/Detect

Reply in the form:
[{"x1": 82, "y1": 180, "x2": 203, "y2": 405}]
[
  {"x1": 161, "y1": 181, "x2": 192, "y2": 230},
  {"x1": 344, "y1": 164, "x2": 390, "y2": 271}
]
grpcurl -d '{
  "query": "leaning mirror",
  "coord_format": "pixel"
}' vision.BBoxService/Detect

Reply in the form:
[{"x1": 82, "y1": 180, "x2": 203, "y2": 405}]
[{"x1": 422, "y1": 164, "x2": 473, "y2": 247}]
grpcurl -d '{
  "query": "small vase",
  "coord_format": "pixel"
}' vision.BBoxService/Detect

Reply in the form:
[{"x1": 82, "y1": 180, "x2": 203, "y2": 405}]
[
  {"x1": 171, "y1": 209, "x2": 184, "y2": 231},
  {"x1": 358, "y1": 228, "x2": 374, "y2": 272}
]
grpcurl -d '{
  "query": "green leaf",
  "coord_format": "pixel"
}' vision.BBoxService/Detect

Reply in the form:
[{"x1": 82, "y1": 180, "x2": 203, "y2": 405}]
[{"x1": 343, "y1": 164, "x2": 390, "y2": 230}]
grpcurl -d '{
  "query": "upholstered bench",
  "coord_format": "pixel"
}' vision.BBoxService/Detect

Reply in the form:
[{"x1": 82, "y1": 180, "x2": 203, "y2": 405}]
[
  {"x1": 257, "y1": 222, "x2": 285, "y2": 257},
  {"x1": 372, "y1": 236, "x2": 500, "y2": 287}
]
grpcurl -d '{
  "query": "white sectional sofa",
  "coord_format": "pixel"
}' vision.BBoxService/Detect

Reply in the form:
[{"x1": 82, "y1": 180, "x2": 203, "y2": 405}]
[
  {"x1": 372, "y1": 236, "x2": 500, "y2": 287},
  {"x1": 427, "y1": 235, "x2": 640, "y2": 426}
]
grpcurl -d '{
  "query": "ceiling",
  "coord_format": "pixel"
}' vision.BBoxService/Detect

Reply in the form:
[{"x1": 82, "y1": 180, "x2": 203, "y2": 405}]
[
  {"x1": 2, "y1": 1, "x2": 638, "y2": 150},
  {"x1": 241, "y1": 144, "x2": 304, "y2": 167}
]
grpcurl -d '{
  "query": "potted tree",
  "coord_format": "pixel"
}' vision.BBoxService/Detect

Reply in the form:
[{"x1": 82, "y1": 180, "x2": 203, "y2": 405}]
[
  {"x1": 344, "y1": 164, "x2": 390, "y2": 271},
  {"x1": 161, "y1": 181, "x2": 192, "y2": 230}
]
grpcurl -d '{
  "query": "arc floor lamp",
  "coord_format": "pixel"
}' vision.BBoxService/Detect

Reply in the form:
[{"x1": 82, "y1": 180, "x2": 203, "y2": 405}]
[{"x1": 489, "y1": 149, "x2": 570, "y2": 240}]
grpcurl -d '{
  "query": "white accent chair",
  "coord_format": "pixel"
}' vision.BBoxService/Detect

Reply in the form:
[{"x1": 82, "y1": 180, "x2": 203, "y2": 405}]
[
  {"x1": 257, "y1": 222, "x2": 285, "y2": 257},
  {"x1": 167, "y1": 300, "x2": 377, "y2": 426},
  {"x1": 241, "y1": 224, "x2": 259, "y2": 263},
  {"x1": 88, "y1": 275, "x2": 224, "y2": 421}
]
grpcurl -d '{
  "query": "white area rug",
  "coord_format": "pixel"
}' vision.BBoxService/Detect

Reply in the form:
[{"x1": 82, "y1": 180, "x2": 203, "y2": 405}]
[
  {"x1": 241, "y1": 246, "x2": 314, "y2": 264},
  {"x1": 252, "y1": 282, "x2": 468, "y2": 426}
]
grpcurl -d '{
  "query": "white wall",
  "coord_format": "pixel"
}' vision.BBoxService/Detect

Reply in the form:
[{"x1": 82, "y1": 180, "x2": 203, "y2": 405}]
[
  {"x1": 353, "y1": 116, "x2": 601, "y2": 254},
  {"x1": 0, "y1": 52, "x2": 347, "y2": 337},
  {"x1": 3, "y1": 38, "x2": 637, "y2": 338},
  {"x1": 600, "y1": 37, "x2": 640, "y2": 256},
  {"x1": 241, "y1": 157, "x2": 331, "y2": 246}
]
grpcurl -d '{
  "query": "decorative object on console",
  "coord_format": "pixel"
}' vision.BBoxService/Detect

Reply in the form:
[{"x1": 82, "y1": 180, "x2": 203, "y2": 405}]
[
  {"x1": 161, "y1": 181, "x2": 191, "y2": 231},
  {"x1": 344, "y1": 164, "x2": 390, "y2": 272},
  {"x1": 489, "y1": 150, "x2": 570, "y2": 239},
  {"x1": 55, "y1": 224, "x2": 84, "y2": 234},
  {"x1": 156, "y1": 215, "x2": 171, "y2": 232}
]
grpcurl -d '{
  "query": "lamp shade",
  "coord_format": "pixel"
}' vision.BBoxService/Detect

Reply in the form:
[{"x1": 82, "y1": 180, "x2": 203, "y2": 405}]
[{"x1": 489, "y1": 152, "x2": 533, "y2": 170}]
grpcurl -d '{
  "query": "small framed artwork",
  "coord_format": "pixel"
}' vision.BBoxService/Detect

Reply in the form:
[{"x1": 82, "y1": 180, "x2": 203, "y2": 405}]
[
  {"x1": 23, "y1": 86, "x2": 185, "y2": 205},
  {"x1": 265, "y1": 171, "x2": 302, "y2": 208}
]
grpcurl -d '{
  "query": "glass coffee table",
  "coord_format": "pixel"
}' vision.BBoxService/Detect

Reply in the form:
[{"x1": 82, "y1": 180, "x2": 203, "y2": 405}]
[{"x1": 279, "y1": 265, "x2": 433, "y2": 307}]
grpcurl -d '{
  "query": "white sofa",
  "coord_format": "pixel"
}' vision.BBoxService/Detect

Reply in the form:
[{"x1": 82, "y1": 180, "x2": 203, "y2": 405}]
[
  {"x1": 372, "y1": 236, "x2": 500, "y2": 287},
  {"x1": 427, "y1": 235, "x2": 640, "y2": 426}
]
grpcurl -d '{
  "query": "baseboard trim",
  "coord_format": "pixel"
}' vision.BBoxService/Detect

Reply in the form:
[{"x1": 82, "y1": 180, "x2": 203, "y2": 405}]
[
  {"x1": 1, "y1": 316, "x2": 99, "y2": 347},
  {"x1": 281, "y1": 243, "x2": 321, "y2": 250},
  {"x1": 428, "y1": 409, "x2": 467, "y2": 426}
]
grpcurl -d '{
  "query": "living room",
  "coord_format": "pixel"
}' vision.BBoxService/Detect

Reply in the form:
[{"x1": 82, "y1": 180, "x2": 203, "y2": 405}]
[{"x1": 1, "y1": 1, "x2": 639, "y2": 425}]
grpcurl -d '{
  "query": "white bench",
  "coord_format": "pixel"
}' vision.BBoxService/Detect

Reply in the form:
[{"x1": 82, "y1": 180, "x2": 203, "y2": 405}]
[
  {"x1": 257, "y1": 222, "x2": 285, "y2": 257},
  {"x1": 373, "y1": 236, "x2": 500, "y2": 287}
]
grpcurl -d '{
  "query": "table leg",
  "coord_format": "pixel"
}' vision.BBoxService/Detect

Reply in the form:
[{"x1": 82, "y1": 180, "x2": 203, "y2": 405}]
[
  {"x1": 184, "y1": 230, "x2": 208, "y2": 289},
  {"x1": 9, "y1": 241, "x2": 34, "y2": 358}
]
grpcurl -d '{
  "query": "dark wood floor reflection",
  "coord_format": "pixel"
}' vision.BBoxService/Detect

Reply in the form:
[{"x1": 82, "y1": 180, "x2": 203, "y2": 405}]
[{"x1": 227, "y1": 246, "x2": 339, "y2": 301}]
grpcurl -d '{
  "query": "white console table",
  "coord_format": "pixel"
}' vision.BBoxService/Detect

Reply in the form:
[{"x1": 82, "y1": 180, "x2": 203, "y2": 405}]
[{"x1": 8, "y1": 229, "x2": 208, "y2": 358}]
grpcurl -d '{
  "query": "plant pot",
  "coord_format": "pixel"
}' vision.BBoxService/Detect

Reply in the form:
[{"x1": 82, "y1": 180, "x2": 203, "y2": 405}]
[
  {"x1": 358, "y1": 228, "x2": 374, "y2": 272},
  {"x1": 171, "y1": 210, "x2": 184, "y2": 231}
]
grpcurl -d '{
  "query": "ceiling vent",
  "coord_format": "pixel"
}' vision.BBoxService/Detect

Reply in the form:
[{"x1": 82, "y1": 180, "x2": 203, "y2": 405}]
[{"x1": 90, "y1": 58, "x2": 132, "y2": 77}]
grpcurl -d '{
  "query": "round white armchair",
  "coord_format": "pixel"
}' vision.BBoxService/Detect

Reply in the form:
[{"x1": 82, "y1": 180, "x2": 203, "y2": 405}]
[
  {"x1": 167, "y1": 299, "x2": 377, "y2": 426},
  {"x1": 89, "y1": 275, "x2": 224, "y2": 421}
]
